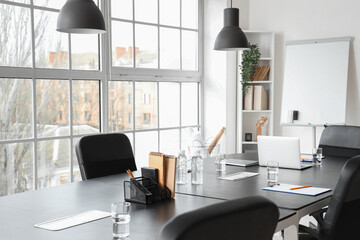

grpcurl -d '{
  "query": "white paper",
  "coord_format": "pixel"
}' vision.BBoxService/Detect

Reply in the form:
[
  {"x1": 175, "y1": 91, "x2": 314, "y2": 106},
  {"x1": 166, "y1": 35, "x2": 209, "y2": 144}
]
[
  {"x1": 262, "y1": 183, "x2": 331, "y2": 196},
  {"x1": 218, "y1": 172, "x2": 260, "y2": 181},
  {"x1": 34, "y1": 210, "x2": 111, "y2": 231}
]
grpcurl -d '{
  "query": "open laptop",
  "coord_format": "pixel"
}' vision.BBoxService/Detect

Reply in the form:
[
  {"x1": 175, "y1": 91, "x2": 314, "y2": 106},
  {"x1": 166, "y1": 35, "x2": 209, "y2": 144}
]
[{"x1": 258, "y1": 136, "x2": 312, "y2": 170}]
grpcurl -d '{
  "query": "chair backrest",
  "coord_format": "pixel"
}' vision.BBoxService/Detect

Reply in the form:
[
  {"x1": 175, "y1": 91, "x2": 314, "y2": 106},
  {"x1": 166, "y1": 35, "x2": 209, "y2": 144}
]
[
  {"x1": 158, "y1": 196, "x2": 279, "y2": 240},
  {"x1": 318, "y1": 125, "x2": 360, "y2": 158},
  {"x1": 75, "y1": 133, "x2": 136, "y2": 180},
  {"x1": 321, "y1": 155, "x2": 360, "y2": 240}
]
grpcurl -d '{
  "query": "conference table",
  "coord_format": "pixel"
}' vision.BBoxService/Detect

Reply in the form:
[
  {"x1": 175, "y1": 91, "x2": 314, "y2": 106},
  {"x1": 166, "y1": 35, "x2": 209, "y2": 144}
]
[{"x1": 0, "y1": 153, "x2": 347, "y2": 239}]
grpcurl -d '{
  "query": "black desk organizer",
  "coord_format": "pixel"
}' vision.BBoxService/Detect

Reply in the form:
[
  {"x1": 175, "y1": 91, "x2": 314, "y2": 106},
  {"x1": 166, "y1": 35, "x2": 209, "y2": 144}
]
[{"x1": 124, "y1": 177, "x2": 171, "y2": 204}]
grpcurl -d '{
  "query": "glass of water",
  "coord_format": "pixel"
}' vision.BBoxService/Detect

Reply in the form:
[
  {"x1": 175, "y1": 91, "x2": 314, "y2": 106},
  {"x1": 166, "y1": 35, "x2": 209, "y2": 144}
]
[
  {"x1": 215, "y1": 153, "x2": 226, "y2": 172},
  {"x1": 312, "y1": 148, "x2": 322, "y2": 166},
  {"x1": 111, "y1": 202, "x2": 131, "y2": 238},
  {"x1": 267, "y1": 161, "x2": 279, "y2": 186}
]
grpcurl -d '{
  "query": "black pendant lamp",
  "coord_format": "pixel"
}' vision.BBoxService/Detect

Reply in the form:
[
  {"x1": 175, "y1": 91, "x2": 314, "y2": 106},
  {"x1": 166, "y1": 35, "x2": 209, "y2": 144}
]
[
  {"x1": 214, "y1": 1, "x2": 248, "y2": 51},
  {"x1": 57, "y1": 0, "x2": 106, "y2": 34}
]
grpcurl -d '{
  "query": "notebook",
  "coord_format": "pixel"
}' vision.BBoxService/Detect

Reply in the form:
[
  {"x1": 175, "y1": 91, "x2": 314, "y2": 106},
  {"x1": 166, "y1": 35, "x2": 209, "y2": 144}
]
[
  {"x1": 262, "y1": 184, "x2": 331, "y2": 196},
  {"x1": 226, "y1": 159, "x2": 259, "y2": 167}
]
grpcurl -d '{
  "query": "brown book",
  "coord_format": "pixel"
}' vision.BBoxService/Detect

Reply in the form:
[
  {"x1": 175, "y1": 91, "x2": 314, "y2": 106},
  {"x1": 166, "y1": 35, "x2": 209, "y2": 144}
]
[
  {"x1": 164, "y1": 155, "x2": 177, "y2": 198},
  {"x1": 252, "y1": 67, "x2": 262, "y2": 81},
  {"x1": 149, "y1": 152, "x2": 165, "y2": 187},
  {"x1": 259, "y1": 66, "x2": 270, "y2": 81}
]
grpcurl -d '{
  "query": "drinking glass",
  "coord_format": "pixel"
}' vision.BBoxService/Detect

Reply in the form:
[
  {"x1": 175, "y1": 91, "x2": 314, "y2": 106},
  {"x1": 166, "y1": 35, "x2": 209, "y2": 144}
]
[
  {"x1": 111, "y1": 202, "x2": 131, "y2": 238},
  {"x1": 312, "y1": 148, "x2": 322, "y2": 166},
  {"x1": 267, "y1": 161, "x2": 279, "y2": 186},
  {"x1": 215, "y1": 153, "x2": 226, "y2": 172}
]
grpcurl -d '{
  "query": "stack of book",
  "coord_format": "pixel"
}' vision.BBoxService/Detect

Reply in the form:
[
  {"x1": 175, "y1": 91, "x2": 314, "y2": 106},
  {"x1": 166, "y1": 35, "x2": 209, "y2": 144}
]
[
  {"x1": 252, "y1": 66, "x2": 270, "y2": 81},
  {"x1": 244, "y1": 85, "x2": 268, "y2": 110}
]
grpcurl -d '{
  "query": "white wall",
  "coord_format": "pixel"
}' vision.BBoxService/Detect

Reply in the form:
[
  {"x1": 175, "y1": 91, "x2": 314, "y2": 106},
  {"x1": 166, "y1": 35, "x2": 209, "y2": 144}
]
[
  {"x1": 245, "y1": 0, "x2": 360, "y2": 152},
  {"x1": 203, "y1": 0, "x2": 249, "y2": 153}
]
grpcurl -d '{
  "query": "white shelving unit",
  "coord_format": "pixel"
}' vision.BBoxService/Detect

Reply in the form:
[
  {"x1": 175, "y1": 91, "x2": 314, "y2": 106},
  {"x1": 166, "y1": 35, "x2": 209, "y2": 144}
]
[{"x1": 237, "y1": 31, "x2": 275, "y2": 153}]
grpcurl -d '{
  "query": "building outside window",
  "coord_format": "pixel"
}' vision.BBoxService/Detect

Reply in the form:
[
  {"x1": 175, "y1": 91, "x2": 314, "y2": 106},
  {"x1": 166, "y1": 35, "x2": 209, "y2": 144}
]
[{"x1": 0, "y1": 0, "x2": 202, "y2": 197}]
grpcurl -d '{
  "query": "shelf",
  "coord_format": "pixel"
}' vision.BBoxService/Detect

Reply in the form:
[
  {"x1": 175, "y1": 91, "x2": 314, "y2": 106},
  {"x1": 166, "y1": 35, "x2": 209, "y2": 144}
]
[
  {"x1": 249, "y1": 81, "x2": 272, "y2": 84},
  {"x1": 259, "y1": 57, "x2": 272, "y2": 61},
  {"x1": 243, "y1": 30, "x2": 273, "y2": 34},
  {"x1": 242, "y1": 141, "x2": 258, "y2": 145},
  {"x1": 242, "y1": 110, "x2": 271, "y2": 113}
]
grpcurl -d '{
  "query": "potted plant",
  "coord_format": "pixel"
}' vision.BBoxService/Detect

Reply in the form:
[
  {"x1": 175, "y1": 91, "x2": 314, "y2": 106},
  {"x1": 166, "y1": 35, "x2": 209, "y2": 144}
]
[{"x1": 240, "y1": 43, "x2": 261, "y2": 95}]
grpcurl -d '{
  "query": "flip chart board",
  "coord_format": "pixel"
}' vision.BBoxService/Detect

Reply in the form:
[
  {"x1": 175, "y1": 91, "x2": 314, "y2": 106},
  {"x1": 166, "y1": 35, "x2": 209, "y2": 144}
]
[{"x1": 280, "y1": 37, "x2": 350, "y2": 126}]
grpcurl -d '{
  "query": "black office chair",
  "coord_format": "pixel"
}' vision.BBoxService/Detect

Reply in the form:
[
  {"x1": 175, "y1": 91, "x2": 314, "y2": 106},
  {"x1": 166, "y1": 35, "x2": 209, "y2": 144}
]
[
  {"x1": 158, "y1": 196, "x2": 279, "y2": 240},
  {"x1": 75, "y1": 133, "x2": 136, "y2": 180},
  {"x1": 319, "y1": 125, "x2": 360, "y2": 158},
  {"x1": 299, "y1": 155, "x2": 360, "y2": 240}
]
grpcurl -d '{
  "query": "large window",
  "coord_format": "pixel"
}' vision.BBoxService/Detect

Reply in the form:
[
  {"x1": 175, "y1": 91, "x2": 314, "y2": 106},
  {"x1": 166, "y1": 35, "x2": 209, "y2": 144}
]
[{"x1": 0, "y1": 0, "x2": 201, "y2": 197}]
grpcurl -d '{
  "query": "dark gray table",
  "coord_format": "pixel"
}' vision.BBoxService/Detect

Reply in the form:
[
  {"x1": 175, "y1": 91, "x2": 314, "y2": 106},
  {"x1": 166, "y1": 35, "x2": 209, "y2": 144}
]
[
  {"x1": 175, "y1": 153, "x2": 348, "y2": 210},
  {"x1": 0, "y1": 173, "x2": 295, "y2": 240}
]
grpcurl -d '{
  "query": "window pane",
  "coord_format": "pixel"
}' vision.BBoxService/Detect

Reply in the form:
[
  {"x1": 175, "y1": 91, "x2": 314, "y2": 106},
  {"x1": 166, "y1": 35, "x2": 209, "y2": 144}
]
[
  {"x1": 7, "y1": 0, "x2": 30, "y2": 4},
  {"x1": 0, "y1": 142, "x2": 33, "y2": 197},
  {"x1": 71, "y1": 34, "x2": 99, "y2": 70},
  {"x1": 36, "y1": 79, "x2": 69, "y2": 137},
  {"x1": 181, "y1": 127, "x2": 198, "y2": 150},
  {"x1": 135, "y1": 82, "x2": 157, "y2": 130},
  {"x1": 159, "y1": 0, "x2": 180, "y2": 27},
  {"x1": 125, "y1": 133, "x2": 134, "y2": 152},
  {"x1": 109, "y1": 81, "x2": 133, "y2": 131},
  {"x1": 0, "y1": 4, "x2": 31, "y2": 67},
  {"x1": 182, "y1": 30, "x2": 198, "y2": 71},
  {"x1": 35, "y1": 10, "x2": 69, "y2": 69},
  {"x1": 37, "y1": 139, "x2": 70, "y2": 189},
  {"x1": 182, "y1": 0, "x2": 198, "y2": 29},
  {"x1": 135, "y1": 24, "x2": 158, "y2": 68},
  {"x1": 111, "y1": 0, "x2": 132, "y2": 20},
  {"x1": 160, "y1": 28, "x2": 180, "y2": 69},
  {"x1": 135, "y1": 0, "x2": 157, "y2": 24},
  {"x1": 33, "y1": 0, "x2": 66, "y2": 9},
  {"x1": 182, "y1": 83, "x2": 198, "y2": 126},
  {"x1": 135, "y1": 131, "x2": 158, "y2": 168},
  {"x1": 73, "y1": 137, "x2": 81, "y2": 182},
  {"x1": 72, "y1": 80, "x2": 100, "y2": 134},
  {"x1": 112, "y1": 21, "x2": 133, "y2": 67},
  {"x1": 159, "y1": 82, "x2": 179, "y2": 128},
  {"x1": 160, "y1": 129, "x2": 179, "y2": 155},
  {"x1": 0, "y1": 79, "x2": 33, "y2": 140}
]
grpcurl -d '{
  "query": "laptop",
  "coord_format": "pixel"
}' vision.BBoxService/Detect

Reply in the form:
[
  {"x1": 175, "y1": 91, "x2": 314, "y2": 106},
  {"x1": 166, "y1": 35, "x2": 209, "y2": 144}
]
[{"x1": 257, "y1": 136, "x2": 312, "y2": 170}]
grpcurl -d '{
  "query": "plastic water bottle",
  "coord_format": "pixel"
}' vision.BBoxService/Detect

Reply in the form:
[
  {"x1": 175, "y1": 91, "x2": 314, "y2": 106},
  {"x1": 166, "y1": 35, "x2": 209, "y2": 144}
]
[
  {"x1": 191, "y1": 150, "x2": 203, "y2": 185},
  {"x1": 176, "y1": 150, "x2": 187, "y2": 184}
]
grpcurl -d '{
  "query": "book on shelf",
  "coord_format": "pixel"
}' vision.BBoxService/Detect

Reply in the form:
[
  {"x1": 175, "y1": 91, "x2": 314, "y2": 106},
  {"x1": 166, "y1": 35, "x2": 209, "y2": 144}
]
[
  {"x1": 253, "y1": 85, "x2": 268, "y2": 110},
  {"x1": 252, "y1": 66, "x2": 270, "y2": 81},
  {"x1": 244, "y1": 86, "x2": 254, "y2": 110}
]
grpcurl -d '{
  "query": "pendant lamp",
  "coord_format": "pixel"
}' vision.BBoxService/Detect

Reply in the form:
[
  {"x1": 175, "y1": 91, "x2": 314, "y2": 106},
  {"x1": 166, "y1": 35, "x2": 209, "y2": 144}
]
[
  {"x1": 57, "y1": 0, "x2": 106, "y2": 34},
  {"x1": 214, "y1": 1, "x2": 248, "y2": 51}
]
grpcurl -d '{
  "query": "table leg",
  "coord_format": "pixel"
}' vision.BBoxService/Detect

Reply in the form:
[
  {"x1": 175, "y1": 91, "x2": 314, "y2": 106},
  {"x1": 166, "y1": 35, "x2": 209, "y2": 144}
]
[{"x1": 283, "y1": 225, "x2": 299, "y2": 240}]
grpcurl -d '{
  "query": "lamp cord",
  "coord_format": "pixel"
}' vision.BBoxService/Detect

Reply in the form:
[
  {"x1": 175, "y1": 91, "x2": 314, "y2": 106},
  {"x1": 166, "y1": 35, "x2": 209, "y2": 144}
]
[{"x1": 231, "y1": 0, "x2": 232, "y2": 8}]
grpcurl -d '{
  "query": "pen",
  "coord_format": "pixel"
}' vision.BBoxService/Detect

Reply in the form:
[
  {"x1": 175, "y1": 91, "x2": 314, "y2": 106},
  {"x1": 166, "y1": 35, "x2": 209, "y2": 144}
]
[
  {"x1": 290, "y1": 185, "x2": 311, "y2": 190},
  {"x1": 126, "y1": 169, "x2": 135, "y2": 178}
]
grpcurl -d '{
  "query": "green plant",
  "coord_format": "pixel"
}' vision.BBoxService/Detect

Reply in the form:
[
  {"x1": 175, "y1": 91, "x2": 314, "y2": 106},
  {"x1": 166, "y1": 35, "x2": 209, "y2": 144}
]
[{"x1": 240, "y1": 43, "x2": 261, "y2": 95}]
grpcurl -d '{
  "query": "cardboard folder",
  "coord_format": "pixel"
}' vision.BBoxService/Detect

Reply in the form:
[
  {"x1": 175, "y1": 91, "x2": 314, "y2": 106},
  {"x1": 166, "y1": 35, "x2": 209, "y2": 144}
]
[
  {"x1": 164, "y1": 155, "x2": 177, "y2": 198},
  {"x1": 149, "y1": 152, "x2": 165, "y2": 187}
]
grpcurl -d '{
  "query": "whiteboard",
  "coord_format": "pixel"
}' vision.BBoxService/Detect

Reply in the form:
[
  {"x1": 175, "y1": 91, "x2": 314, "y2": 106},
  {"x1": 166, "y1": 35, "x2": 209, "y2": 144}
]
[{"x1": 280, "y1": 37, "x2": 350, "y2": 126}]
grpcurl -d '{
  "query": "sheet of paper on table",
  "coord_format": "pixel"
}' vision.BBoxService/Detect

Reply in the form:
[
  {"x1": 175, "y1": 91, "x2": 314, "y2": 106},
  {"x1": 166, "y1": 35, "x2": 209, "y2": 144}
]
[{"x1": 218, "y1": 172, "x2": 260, "y2": 181}]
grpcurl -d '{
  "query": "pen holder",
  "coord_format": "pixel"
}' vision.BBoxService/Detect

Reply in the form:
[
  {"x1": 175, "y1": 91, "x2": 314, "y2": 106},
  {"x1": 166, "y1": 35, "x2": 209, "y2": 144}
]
[{"x1": 124, "y1": 177, "x2": 171, "y2": 204}]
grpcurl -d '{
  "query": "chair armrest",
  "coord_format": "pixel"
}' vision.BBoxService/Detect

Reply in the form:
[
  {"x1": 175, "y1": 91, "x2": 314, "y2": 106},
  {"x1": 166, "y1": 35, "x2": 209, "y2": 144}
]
[
  {"x1": 299, "y1": 225, "x2": 320, "y2": 239},
  {"x1": 310, "y1": 207, "x2": 327, "y2": 227}
]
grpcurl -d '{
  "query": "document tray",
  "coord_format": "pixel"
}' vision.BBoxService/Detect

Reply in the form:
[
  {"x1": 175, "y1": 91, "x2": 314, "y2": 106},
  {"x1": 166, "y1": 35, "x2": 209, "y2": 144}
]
[{"x1": 124, "y1": 177, "x2": 170, "y2": 204}]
